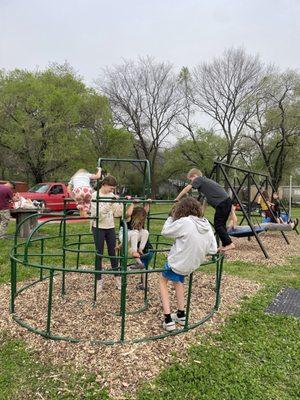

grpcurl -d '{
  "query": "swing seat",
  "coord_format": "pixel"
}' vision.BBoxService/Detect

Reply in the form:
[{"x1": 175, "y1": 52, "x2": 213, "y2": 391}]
[{"x1": 228, "y1": 226, "x2": 265, "y2": 238}]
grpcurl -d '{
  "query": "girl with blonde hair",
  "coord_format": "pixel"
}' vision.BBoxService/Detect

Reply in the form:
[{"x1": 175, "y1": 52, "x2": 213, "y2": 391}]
[{"x1": 68, "y1": 167, "x2": 101, "y2": 217}]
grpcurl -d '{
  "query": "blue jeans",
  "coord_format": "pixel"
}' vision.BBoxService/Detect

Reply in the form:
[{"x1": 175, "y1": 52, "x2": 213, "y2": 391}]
[{"x1": 140, "y1": 250, "x2": 154, "y2": 268}]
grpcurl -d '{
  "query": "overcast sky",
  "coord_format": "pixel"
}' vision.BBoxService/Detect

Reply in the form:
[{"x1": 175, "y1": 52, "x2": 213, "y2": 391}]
[{"x1": 1, "y1": 0, "x2": 299, "y2": 85}]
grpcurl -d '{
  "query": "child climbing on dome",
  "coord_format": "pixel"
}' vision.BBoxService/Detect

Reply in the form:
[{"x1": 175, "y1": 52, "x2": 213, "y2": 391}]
[
  {"x1": 68, "y1": 167, "x2": 102, "y2": 217},
  {"x1": 118, "y1": 198, "x2": 154, "y2": 290},
  {"x1": 119, "y1": 199, "x2": 151, "y2": 269},
  {"x1": 160, "y1": 197, "x2": 217, "y2": 331},
  {"x1": 175, "y1": 168, "x2": 235, "y2": 252},
  {"x1": 90, "y1": 175, "x2": 123, "y2": 292}
]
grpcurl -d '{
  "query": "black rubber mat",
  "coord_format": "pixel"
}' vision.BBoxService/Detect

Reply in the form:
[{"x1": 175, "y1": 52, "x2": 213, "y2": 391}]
[{"x1": 265, "y1": 288, "x2": 300, "y2": 318}]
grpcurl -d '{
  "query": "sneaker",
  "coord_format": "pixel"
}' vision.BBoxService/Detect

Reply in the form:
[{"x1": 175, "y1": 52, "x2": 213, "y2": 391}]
[
  {"x1": 136, "y1": 282, "x2": 149, "y2": 291},
  {"x1": 162, "y1": 320, "x2": 176, "y2": 332},
  {"x1": 115, "y1": 276, "x2": 122, "y2": 290},
  {"x1": 171, "y1": 312, "x2": 186, "y2": 326},
  {"x1": 129, "y1": 259, "x2": 145, "y2": 270},
  {"x1": 96, "y1": 280, "x2": 103, "y2": 293}
]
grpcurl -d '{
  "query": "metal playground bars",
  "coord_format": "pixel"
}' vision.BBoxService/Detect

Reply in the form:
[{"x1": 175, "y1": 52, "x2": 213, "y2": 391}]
[
  {"x1": 211, "y1": 161, "x2": 296, "y2": 259},
  {"x1": 10, "y1": 158, "x2": 224, "y2": 344}
]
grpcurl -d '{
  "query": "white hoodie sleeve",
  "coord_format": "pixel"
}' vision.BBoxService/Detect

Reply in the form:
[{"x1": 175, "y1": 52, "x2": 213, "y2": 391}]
[
  {"x1": 161, "y1": 217, "x2": 185, "y2": 238},
  {"x1": 208, "y1": 230, "x2": 218, "y2": 254}
]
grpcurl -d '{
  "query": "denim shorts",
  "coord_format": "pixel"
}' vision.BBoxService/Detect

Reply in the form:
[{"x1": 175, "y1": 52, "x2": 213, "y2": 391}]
[{"x1": 162, "y1": 262, "x2": 185, "y2": 283}]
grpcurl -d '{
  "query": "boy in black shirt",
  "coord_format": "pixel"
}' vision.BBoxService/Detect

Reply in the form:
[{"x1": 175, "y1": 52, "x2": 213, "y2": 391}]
[{"x1": 175, "y1": 168, "x2": 235, "y2": 252}]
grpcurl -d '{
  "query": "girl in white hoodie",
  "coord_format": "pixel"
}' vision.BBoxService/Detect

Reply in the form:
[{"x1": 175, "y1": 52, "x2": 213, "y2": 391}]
[{"x1": 160, "y1": 197, "x2": 217, "y2": 331}]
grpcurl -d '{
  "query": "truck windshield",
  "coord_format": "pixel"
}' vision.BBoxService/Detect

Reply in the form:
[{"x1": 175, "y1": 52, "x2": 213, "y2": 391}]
[{"x1": 28, "y1": 184, "x2": 50, "y2": 193}]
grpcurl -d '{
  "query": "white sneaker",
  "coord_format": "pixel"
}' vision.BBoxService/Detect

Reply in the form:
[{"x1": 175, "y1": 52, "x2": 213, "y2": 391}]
[
  {"x1": 171, "y1": 313, "x2": 186, "y2": 326},
  {"x1": 96, "y1": 280, "x2": 103, "y2": 293},
  {"x1": 115, "y1": 276, "x2": 121, "y2": 290},
  {"x1": 163, "y1": 320, "x2": 176, "y2": 332}
]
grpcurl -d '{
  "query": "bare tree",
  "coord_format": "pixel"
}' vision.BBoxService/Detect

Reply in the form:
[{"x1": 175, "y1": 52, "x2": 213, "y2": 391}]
[
  {"x1": 98, "y1": 57, "x2": 183, "y2": 196},
  {"x1": 245, "y1": 71, "x2": 300, "y2": 189},
  {"x1": 191, "y1": 48, "x2": 264, "y2": 168},
  {"x1": 177, "y1": 67, "x2": 199, "y2": 140},
  {"x1": 176, "y1": 67, "x2": 208, "y2": 167}
]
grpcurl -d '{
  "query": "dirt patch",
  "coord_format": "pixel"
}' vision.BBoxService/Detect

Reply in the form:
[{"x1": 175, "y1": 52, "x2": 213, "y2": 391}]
[{"x1": 1, "y1": 269, "x2": 260, "y2": 399}]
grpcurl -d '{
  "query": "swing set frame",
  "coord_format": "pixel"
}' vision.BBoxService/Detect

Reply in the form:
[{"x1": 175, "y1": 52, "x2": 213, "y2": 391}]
[{"x1": 211, "y1": 161, "x2": 295, "y2": 259}]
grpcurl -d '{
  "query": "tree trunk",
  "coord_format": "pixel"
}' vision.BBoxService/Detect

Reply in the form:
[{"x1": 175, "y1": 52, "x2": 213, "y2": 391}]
[
  {"x1": 151, "y1": 162, "x2": 157, "y2": 199},
  {"x1": 223, "y1": 149, "x2": 234, "y2": 190},
  {"x1": 32, "y1": 170, "x2": 46, "y2": 184}
]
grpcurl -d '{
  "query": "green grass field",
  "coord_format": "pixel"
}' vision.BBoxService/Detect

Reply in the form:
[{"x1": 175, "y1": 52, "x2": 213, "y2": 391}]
[{"x1": 0, "y1": 206, "x2": 299, "y2": 399}]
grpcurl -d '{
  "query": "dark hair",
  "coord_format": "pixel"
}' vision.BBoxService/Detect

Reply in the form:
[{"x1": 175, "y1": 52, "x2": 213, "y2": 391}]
[
  {"x1": 101, "y1": 175, "x2": 117, "y2": 187},
  {"x1": 131, "y1": 207, "x2": 147, "y2": 230},
  {"x1": 172, "y1": 197, "x2": 203, "y2": 221},
  {"x1": 9, "y1": 180, "x2": 17, "y2": 188},
  {"x1": 262, "y1": 190, "x2": 269, "y2": 201}
]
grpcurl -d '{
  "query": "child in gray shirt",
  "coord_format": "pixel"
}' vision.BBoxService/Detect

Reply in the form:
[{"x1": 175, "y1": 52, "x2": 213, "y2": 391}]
[{"x1": 175, "y1": 168, "x2": 235, "y2": 252}]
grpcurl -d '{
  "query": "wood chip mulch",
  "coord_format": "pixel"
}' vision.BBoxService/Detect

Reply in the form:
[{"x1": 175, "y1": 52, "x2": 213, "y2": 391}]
[
  {"x1": 1, "y1": 269, "x2": 260, "y2": 399},
  {"x1": 225, "y1": 231, "x2": 300, "y2": 266},
  {"x1": 1, "y1": 230, "x2": 298, "y2": 398}
]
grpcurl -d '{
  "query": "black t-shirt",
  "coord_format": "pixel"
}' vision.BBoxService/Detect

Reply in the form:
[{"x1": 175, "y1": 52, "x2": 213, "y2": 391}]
[
  {"x1": 273, "y1": 199, "x2": 280, "y2": 215},
  {"x1": 192, "y1": 176, "x2": 229, "y2": 208}
]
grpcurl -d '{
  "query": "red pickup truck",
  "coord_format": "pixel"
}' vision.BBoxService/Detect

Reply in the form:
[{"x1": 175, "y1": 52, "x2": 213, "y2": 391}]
[{"x1": 18, "y1": 182, "x2": 77, "y2": 212}]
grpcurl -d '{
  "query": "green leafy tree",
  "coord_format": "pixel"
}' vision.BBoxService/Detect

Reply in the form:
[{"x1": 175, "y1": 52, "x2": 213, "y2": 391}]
[
  {"x1": 162, "y1": 129, "x2": 227, "y2": 186},
  {"x1": 245, "y1": 71, "x2": 300, "y2": 189},
  {"x1": 71, "y1": 91, "x2": 134, "y2": 174},
  {"x1": 0, "y1": 64, "x2": 122, "y2": 183},
  {"x1": 0, "y1": 65, "x2": 84, "y2": 182}
]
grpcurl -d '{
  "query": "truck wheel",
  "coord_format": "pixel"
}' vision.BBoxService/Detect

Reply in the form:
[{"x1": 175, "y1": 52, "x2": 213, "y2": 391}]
[{"x1": 66, "y1": 209, "x2": 78, "y2": 215}]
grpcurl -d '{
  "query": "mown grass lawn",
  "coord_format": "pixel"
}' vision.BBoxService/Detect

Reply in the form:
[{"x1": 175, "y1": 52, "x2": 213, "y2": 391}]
[
  {"x1": 137, "y1": 257, "x2": 300, "y2": 400},
  {"x1": 0, "y1": 330, "x2": 110, "y2": 400},
  {"x1": 0, "y1": 206, "x2": 299, "y2": 399}
]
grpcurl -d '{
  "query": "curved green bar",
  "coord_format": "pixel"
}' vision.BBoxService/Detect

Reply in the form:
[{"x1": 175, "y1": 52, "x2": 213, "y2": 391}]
[
  {"x1": 10, "y1": 220, "x2": 224, "y2": 344},
  {"x1": 10, "y1": 158, "x2": 224, "y2": 344}
]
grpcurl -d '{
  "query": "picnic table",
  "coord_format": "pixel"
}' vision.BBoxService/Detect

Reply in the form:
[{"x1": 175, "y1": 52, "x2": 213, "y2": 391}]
[{"x1": 10, "y1": 208, "x2": 49, "y2": 238}]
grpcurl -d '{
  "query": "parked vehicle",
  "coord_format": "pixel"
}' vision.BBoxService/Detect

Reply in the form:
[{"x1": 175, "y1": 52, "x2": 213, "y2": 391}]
[{"x1": 18, "y1": 182, "x2": 77, "y2": 212}]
